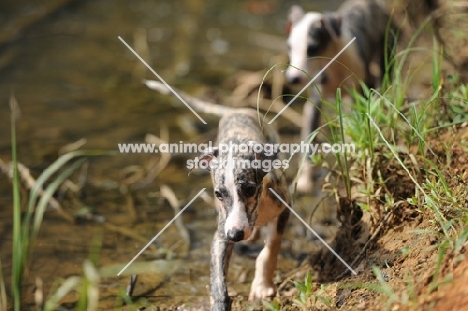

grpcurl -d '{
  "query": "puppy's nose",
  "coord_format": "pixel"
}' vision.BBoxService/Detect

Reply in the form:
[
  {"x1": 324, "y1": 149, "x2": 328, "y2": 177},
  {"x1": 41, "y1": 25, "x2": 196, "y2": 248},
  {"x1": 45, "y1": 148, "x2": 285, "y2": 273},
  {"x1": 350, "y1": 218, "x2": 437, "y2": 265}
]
[{"x1": 227, "y1": 229, "x2": 244, "y2": 242}]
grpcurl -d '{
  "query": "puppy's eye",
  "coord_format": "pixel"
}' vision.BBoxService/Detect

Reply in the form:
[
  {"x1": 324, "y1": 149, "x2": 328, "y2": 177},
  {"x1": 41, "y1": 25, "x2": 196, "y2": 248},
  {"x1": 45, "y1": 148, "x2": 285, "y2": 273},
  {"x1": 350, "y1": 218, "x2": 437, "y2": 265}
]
[
  {"x1": 243, "y1": 185, "x2": 256, "y2": 197},
  {"x1": 307, "y1": 44, "x2": 319, "y2": 56},
  {"x1": 214, "y1": 190, "x2": 223, "y2": 201}
]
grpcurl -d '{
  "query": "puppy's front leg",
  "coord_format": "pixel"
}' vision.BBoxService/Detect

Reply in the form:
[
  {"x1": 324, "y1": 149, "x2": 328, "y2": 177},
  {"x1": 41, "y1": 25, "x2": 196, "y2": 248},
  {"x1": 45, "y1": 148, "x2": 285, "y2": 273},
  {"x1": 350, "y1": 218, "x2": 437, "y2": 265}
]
[
  {"x1": 211, "y1": 229, "x2": 234, "y2": 311},
  {"x1": 249, "y1": 172, "x2": 290, "y2": 300},
  {"x1": 249, "y1": 209, "x2": 289, "y2": 300}
]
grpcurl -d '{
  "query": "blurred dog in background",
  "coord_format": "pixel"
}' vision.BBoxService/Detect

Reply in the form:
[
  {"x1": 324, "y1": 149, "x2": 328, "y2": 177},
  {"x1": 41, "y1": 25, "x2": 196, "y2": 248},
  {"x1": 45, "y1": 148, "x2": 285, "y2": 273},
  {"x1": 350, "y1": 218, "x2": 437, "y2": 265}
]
[{"x1": 285, "y1": 0, "x2": 397, "y2": 192}]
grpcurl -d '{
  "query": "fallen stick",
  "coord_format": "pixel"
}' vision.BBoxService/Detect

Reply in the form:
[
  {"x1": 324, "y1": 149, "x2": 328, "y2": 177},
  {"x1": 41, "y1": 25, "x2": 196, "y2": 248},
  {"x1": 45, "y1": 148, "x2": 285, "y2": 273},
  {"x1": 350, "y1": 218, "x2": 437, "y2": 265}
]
[
  {"x1": 159, "y1": 185, "x2": 190, "y2": 256},
  {"x1": 120, "y1": 129, "x2": 171, "y2": 189},
  {"x1": 103, "y1": 223, "x2": 157, "y2": 251},
  {"x1": 144, "y1": 79, "x2": 302, "y2": 126},
  {"x1": 125, "y1": 274, "x2": 138, "y2": 297}
]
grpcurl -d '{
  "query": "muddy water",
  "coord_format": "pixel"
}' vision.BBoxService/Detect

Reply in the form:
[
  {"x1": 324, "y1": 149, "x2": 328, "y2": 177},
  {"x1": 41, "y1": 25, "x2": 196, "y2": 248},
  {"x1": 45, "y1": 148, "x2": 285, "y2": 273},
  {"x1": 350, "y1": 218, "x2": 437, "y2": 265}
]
[{"x1": 0, "y1": 0, "x2": 345, "y2": 309}]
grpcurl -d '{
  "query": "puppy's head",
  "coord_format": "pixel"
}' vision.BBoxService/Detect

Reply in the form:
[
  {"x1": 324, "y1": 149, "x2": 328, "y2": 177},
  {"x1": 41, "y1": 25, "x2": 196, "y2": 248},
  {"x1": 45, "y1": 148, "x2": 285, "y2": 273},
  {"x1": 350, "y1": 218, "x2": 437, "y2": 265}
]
[
  {"x1": 285, "y1": 5, "x2": 342, "y2": 84},
  {"x1": 195, "y1": 144, "x2": 274, "y2": 242}
]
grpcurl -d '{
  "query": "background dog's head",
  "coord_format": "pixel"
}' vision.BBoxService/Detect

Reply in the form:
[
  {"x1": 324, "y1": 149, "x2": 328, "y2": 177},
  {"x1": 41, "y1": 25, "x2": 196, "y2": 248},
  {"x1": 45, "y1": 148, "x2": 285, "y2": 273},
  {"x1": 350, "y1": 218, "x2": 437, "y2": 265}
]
[
  {"x1": 285, "y1": 5, "x2": 342, "y2": 84},
  {"x1": 195, "y1": 143, "x2": 276, "y2": 242}
]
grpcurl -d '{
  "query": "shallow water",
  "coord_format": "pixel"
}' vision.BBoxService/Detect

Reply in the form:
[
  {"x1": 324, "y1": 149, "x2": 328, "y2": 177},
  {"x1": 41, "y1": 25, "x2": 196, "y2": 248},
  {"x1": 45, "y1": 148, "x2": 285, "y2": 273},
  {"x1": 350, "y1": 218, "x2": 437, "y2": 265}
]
[{"x1": 0, "y1": 0, "x2": 345, "y2": 309}]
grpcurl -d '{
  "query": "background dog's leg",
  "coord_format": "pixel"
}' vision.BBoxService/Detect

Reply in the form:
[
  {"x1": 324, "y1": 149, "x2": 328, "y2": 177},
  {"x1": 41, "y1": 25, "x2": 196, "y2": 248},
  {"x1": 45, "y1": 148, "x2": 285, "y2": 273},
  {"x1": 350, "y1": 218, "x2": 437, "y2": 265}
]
[
  {"x1": 300, "y1": 100, "x2": 321, "y2": 145},
  {"x1": 210, "y1": 230, "x2": 234, "y2": 311},
  {"x1": 297, "y1": 92, "x2": 322, "y2": 193},
  {"x1": 249, "y1": 208, "x2": 289, "y2": 300}
]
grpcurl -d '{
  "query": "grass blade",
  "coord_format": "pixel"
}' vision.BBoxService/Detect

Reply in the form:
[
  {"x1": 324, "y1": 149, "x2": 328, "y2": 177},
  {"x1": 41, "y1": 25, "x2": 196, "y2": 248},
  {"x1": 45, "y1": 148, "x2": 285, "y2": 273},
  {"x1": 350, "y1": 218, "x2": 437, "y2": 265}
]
[
  {"x1": 0, "y1": 260, "x2": 7, "y2": 311},
  {"x1": 335, "y1": 88, "x2": 351, "y2": 199},
  {"x1": 29, "y1": 158, "x2": 87, "y2": 256},
  {"x1": 43, "y1": 276, "x2": 82, "y2": 311},
  {"x1": 21, "y1": 150, "x2": 116, "y2": 272},
  {"x1": 10, "y1": 95, "x2": 22, "y2": 311},
  {"x1": 26, "y1": 150, "x2": 115, "y2": 217}
]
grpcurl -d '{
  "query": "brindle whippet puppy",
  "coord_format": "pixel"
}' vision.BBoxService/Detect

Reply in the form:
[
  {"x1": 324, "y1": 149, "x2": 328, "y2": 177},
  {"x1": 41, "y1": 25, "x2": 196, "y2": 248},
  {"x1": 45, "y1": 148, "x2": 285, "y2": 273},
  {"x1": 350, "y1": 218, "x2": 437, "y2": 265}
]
[
  {"x1": 285, "y1": 0, "x2": 397, "y2": 192},
  {"x1": 146, "y1": 80, "x2": 290, "y2": 311}
]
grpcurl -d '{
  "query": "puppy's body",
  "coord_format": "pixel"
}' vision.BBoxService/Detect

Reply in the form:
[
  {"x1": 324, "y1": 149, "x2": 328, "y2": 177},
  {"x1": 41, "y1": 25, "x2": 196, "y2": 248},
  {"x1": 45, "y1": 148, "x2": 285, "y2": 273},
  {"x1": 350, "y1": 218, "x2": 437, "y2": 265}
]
[
  {"x1": 286, "y1": 0, "x2": 397, "y2": 192},
  {"x1": 147, "y1": 81, "x2": 290, "y2": 310}
]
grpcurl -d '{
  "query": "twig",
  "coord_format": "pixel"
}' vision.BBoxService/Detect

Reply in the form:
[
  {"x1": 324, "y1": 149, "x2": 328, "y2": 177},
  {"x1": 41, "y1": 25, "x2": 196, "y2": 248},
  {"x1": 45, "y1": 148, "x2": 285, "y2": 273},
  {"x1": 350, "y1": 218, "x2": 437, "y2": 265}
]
[
  {"x1": 103, "y1": 223, "x2": 157, "y2": 251},
  {"x1": 247, "y1": 97, "x2": 303, "y2": 126},
  {"x1": 119, "y1": 165, "x2": 145, "y2": 185},
  {"x1": 123, "y1": 191, "x2": 138, "y2": 223},
  {"x1": 160, "y1": 185, "x2": 190, "y2": 255},
  {"x1": 146, "y1": 78, "x2": 302, "y2": 126},
  {"x1": 120, "y1": 128, "x2": 171, "y2": 189},
  {"x1": 34, "y1": 277, "x2": 44, "y2": 311},
  {"x1": 227, "y1": 65, "x2": 303, "y2": 125},
  {"x1": 334, "y1": 211, "x2": 393, "y2": 280},
  {"x1": 125, "y1": 274, "x2": 138, "y2": 297},
  {"x1": 59, "y1": 138, "x2": 87, "y2": 155},
  {"x1": 134, "y1": 131, "x2": 172, "y2": 187}
]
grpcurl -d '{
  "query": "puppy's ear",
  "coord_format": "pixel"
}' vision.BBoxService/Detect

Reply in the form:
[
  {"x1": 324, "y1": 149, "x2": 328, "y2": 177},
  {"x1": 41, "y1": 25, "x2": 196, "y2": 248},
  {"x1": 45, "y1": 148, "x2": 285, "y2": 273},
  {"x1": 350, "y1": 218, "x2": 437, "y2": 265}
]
[
  {"x1": 286, "y1": 5, "x2": 305, "y2": 34},
  {"x1": 321, "y1": 13, "x2": 342, "y2": 40},
  {"x1": 189, "y1": 147, "x2": 219, "y2": 175}
]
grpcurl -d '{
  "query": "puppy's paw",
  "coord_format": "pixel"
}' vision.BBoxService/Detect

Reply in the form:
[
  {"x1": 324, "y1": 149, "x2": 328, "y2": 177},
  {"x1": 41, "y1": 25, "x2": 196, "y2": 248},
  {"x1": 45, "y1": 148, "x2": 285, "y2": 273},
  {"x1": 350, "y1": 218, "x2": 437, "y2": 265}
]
[{"x1": 248, "y1": 279, "x2": 276, "y2": 301}]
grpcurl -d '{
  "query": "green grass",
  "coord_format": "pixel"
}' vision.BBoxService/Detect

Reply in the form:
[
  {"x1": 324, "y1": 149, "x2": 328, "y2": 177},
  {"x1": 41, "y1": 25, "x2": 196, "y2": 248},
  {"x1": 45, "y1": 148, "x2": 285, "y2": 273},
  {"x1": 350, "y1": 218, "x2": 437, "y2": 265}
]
[
  {"x1": 10, "y1": 95, "x2": 22, "y2": 311},
  {"x1": 0, "y1": 260, "x2": 7, "y2": 311},
  {"x1": 262, "y1": 299, "x2": 281, "y2": 311},
  {"x1": 259, "y1": 18, "x2": 468, "y2": 307},
  {"x1": 4, "y1": 95, "x2": 116, "y2": 311},
  {"x1": 280, "y1": 13, "x2": 468, "y2": 310},
  {"x1": 291, "y1": 272, "x2": 331, "y2": 310},
  {"x1": 249, "y1": 14, "x2": 467, "y2": 310}
]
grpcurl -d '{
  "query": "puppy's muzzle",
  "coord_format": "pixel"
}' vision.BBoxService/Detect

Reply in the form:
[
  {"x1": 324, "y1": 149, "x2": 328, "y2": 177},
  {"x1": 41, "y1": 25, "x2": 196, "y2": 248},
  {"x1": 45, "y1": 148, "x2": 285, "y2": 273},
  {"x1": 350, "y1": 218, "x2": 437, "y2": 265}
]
[{"x1": 224, "y1": 204, "x2": 253, "y2": 242}]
